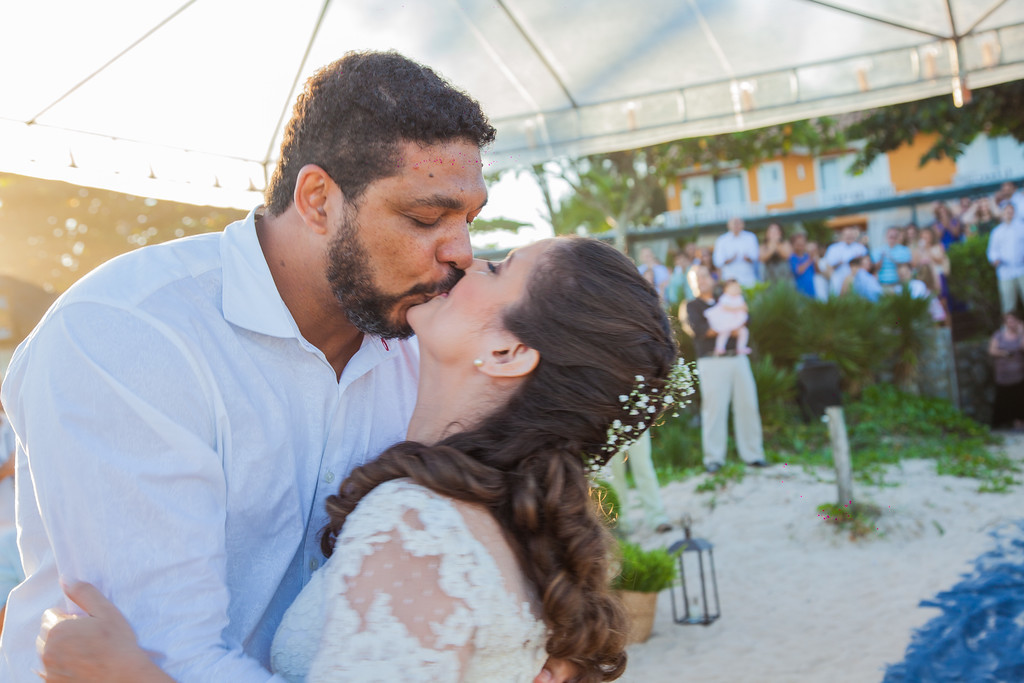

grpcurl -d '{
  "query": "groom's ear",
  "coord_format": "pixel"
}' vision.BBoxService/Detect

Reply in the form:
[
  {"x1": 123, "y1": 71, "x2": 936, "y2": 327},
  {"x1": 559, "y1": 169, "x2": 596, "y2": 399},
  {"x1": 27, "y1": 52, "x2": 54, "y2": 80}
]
[
  {"x1": 293, "y1": 164, "x2": 334, "y2": 235},
  {"x1": 476, "y1": 333, "x2": 540, "y2": 379}
]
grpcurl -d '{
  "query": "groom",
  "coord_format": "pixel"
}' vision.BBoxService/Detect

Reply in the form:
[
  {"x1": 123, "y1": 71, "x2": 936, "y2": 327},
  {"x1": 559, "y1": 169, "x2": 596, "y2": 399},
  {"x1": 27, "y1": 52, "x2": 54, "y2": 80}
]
[{"x1": 0, "y1": 52, "x2": 571, "y2": 682}]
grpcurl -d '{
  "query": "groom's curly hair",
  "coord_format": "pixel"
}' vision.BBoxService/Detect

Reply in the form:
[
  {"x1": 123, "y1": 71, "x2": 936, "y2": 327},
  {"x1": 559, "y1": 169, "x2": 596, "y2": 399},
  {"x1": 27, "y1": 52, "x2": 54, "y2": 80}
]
[
  {"x1": 321, "y1": 236, "x2": 678, "y2": 682},
  {"x1": 265, "y1": 50, "x2": 495, "y2": 215}
]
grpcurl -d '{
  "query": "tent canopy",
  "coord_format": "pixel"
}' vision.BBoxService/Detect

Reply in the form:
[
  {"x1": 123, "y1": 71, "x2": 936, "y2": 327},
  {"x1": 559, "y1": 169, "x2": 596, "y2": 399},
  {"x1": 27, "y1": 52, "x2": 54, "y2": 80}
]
[{"x1": 2, "y1": 0, "x2": 1023, "y2": 208}]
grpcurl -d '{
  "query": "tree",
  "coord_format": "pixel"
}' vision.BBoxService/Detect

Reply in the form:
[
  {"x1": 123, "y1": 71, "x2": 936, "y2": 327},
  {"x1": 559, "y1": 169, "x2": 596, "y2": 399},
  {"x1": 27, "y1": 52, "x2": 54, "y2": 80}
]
[
  {"x1": 468, "y1": 216, "x2": 530, "y2": 236},
  {"x1": 846, "y1": 80, "x2": 1024, "y2": 173},
  {"x1": 539, "y1": 150, "x2": 670, "y2": 248},
  {"x1": 513, "y1": 119, "x2": 846, "y2": 250},
  {"x1": 508, "y1": 164, "x2": 609, "y2": 237}
]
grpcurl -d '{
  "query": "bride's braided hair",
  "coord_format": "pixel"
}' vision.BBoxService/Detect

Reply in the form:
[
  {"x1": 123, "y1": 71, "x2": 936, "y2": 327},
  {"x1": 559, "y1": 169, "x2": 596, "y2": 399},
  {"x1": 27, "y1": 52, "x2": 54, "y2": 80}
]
[{"x1": 321, "y1": 236, "x2": 677, "y2": 681}]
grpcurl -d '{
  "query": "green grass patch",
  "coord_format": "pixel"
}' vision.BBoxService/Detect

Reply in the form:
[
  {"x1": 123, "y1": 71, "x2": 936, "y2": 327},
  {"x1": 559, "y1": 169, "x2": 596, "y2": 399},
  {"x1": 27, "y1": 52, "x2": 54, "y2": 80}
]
[
  {"x1": 817, "y1": 501, "x2": 882, "y2": 539},
  {"x1": 694, "y1": 462, "x2": 747, "y2": 492},
  {"x1": 651, "y1": 384, "x2": 1018, "y2": 493}
]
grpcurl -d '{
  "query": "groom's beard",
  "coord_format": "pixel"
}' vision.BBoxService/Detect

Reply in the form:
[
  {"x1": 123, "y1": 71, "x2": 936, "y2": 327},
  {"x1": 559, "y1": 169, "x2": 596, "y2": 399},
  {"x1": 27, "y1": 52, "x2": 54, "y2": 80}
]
[{"x1": 325, "y1": 211, "x2": 463, "y2": 340}]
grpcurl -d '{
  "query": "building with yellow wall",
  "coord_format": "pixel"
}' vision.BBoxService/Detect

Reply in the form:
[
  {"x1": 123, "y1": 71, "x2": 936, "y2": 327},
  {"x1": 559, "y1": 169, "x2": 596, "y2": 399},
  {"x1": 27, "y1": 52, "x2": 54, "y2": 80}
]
[{"x1": 659, "y1": 132, "x2": 1024, "y2": 245}]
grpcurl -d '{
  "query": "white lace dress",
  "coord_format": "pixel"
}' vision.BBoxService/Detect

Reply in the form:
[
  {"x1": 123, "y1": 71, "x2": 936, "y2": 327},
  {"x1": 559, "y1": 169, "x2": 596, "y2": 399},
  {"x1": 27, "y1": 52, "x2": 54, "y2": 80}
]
[{"x1": 270, "y1": 479, "x2": 549, "y2": 682}]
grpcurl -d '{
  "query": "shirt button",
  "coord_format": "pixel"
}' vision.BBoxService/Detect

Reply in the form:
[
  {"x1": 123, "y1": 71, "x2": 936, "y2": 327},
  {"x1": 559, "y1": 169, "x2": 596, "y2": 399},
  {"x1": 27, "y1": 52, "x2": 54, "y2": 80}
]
[
  {"x1": 325, "y1": 471, "x2": 335, "y2": 484},
  {"x1": 309, "y1": 558, "x2": 319, "y2": 571}
]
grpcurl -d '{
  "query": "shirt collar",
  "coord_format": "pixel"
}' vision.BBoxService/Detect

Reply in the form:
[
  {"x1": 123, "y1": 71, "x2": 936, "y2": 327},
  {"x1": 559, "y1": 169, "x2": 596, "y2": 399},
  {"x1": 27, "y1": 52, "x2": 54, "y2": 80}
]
[
  {"x1": 221, "y1": 207, "x2": 299, "y2": 338},
  {"x1": 220, "y1": 208, "x2": 403, "y2": 365}
]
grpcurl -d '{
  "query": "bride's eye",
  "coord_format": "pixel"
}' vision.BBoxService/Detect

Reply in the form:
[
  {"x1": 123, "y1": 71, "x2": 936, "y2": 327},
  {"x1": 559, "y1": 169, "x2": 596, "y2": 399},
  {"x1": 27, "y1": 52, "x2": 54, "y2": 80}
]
[{"x1": 487, "y1": 261, "x2": 498, "y2": 274}]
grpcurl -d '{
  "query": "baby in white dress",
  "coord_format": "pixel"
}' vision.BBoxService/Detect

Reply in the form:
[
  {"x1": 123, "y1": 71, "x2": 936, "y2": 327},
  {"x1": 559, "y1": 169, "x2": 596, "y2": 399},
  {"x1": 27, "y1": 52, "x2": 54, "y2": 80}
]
[{"x1": 704, "y1": 280, "x2": 751, "y2": 356}]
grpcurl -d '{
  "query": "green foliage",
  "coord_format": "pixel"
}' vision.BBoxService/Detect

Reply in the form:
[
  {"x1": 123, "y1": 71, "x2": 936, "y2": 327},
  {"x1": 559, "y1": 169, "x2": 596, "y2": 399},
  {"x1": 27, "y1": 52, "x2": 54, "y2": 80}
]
[
  {"x1": 875, "y1": 290, "x2": 933, "y2": 389},
  {"x1": 695, "y1": 462, "x2": 747, "y2": 492},
  {"x1": 511, "y1": 82, "x2": 1023, "y2": 244},
  {"x1": 797, "y1": 296, "x2": 892, "y2": 394},
  {"x1": 523, "y1": 150, "x2": 672, "y2": 241},
  {"x1": 508, "y1": 118, "x2": 845, "y2": 242},
  {"x1": 651, "y1": 384, "x2": 1017, "y2": 495},
  {"x1": 611, "y1": 541, "x2": 678, "y2": 593},
  {"x1": 797, "y1": 219, "x2": 834, "y2": 246},
  {"x1": 650, "y1": 418, "x2": 704, "y2": 477},
  {"x1": 847, "y1": 384, "x2": 993, "y2": 442},
  {"x1": 750, "y1": 354, "x2": 797, "y2": 430},
  {"x1": 748, "y1": 284, "x2": 808, "y2": 368},
  {"x1": 816, "y1": 501, "x2": 881, "y2": 539},
  {"x1": 744, "y1": 284, "x2": 931, "y2": 397},
  {"x1": 935, "y1": 446, "x2": 1020, "y2": 493},
  {"x1": 846, "y1": 80, "x2": 1024, "y2": 173},
  {"x1": 843, "y1": 385, "x2": 1017, "y2": 493},
  {"x1": 662, "y1": 119, "x2": 846, "y2": 171},
  {"x1": 948, "y1": 235, "x2": 1002, "y2": 334},
  {"x1": 467, "y1": 216, "x2": 530, "y2": 235},
  {"x1": 762, "y1": 418, "x2": 831, "y2": 465},
  {"x1": 592, "y1": 480, "x2": 622, "y2": 529}
]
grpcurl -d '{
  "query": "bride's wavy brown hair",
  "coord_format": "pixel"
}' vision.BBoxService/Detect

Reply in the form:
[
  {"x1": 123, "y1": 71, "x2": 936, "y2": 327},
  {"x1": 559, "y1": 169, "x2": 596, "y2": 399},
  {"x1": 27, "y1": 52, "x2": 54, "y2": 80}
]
[{"x1": 321, "y1": 236, "x2": 677, "y2": 681}]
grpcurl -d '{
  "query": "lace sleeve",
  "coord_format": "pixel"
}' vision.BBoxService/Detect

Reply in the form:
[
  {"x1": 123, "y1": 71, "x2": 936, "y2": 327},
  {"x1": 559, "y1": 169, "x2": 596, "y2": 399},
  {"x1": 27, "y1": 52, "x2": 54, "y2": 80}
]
[{"x1": 306, "y1": 481, "x2": 544, "y2": 683}]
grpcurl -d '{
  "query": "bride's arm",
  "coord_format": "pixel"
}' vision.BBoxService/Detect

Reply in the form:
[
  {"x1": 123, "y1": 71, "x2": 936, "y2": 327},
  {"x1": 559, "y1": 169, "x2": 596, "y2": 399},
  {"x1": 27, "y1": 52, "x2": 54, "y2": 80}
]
[
  {"x1": 307, "y1": 484, "x2": 552, "y2": 682},
  {"x1": 38, "y1": 582, "x2": 174, "y2": 683},
  {"x1": 307, "y1": 505, "x2": 478, "y2": 681}
]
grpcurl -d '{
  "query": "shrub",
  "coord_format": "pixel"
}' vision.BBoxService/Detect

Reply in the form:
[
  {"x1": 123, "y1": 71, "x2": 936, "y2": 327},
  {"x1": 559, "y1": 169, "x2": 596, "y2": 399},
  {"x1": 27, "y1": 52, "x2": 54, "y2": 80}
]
[
  {"x1": 650, "y1": 418, "x2": 704, "y2": 476},
  {"x1": 797, "y1": 295, "x2": 892, "y2": 394},
  {"x1": 751, "y1": 353, "x2": 797, "y2": 430},
  {"x1": 848, "y1": 384, "x2": 992, "y2": 441},
  {"x1": 948, "y1": 235, "x2": 1001, "y2": 334},
  {"x1": 611, "y1": 541, "x2": 677, "y2": 593},
  {"x1": 748, "y1": 283, "x2": 808, "y2": 369},
  {"x1": 876, "y1": 290, "x2": 933, "y2": 390}
]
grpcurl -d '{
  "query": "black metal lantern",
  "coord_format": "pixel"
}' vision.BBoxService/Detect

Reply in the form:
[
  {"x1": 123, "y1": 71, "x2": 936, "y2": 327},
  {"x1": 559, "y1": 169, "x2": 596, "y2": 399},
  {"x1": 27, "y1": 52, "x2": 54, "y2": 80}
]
[{"x1": 668, "y1": 519, "x2": 720, "y2": 626}]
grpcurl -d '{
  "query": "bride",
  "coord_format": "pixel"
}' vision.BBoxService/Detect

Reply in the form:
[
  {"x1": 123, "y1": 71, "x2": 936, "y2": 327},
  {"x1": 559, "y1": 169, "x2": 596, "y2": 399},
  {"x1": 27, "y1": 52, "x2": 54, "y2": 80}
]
[{"x1": 39, "y1": 236, "x2": 682, "y2": 682}]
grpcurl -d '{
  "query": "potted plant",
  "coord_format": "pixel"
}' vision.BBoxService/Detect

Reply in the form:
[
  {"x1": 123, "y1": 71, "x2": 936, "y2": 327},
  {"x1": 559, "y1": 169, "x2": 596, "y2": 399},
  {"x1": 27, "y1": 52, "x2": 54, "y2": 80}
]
[{"x1": 611, "y1": 540, "x2": 677, "y2": 644}]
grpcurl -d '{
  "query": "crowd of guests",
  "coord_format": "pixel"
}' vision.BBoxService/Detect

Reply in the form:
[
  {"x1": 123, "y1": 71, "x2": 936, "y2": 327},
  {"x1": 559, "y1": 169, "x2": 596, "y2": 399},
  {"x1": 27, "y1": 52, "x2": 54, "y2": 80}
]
[
  {"x1": 636, "y1": 180, "x2": 1024, "y2": 434},
  {"x1": 639, "y1": 180, "x2": 1024, "y2": 328}
]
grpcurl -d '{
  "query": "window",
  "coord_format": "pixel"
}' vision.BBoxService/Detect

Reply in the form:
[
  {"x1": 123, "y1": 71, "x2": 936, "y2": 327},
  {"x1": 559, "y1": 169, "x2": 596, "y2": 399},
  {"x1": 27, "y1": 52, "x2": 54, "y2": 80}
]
[
  {"x1": 757, "y1": 162, "x2": 786, "y2": 204},
  {"x1": 819, "y1": 157, "x2": 841, "y2": 192},
  {"x1": 714, "y1": 174, "x2": 745, "y2": 206}
]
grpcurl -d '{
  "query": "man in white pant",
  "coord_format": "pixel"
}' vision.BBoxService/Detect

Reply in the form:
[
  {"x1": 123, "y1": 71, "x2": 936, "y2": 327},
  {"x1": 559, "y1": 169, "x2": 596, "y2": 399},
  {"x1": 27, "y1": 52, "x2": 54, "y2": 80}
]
[
  {"x1": 988, "y1": 203, "x2": 1024, "y2": 314},
  {"x1": 608, "y1": 431, "x2": 672, "y2": 533},
  {"x1": 682, "y1": 266, "x2": 765, "y2": 473}
]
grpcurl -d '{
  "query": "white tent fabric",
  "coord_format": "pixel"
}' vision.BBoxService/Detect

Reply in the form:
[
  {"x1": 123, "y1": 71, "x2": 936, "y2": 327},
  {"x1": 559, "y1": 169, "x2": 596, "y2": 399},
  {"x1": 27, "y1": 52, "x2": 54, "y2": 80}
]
[{"x1": 2, "y1": 0, "x2": 1023, "y2": 208}]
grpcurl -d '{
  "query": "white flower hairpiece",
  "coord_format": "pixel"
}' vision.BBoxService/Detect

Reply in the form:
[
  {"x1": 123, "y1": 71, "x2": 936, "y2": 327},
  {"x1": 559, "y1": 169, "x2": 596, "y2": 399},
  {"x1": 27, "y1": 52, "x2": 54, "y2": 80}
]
[{"x1": 585, "y1": 358, "x2": 698, "y2": 474}]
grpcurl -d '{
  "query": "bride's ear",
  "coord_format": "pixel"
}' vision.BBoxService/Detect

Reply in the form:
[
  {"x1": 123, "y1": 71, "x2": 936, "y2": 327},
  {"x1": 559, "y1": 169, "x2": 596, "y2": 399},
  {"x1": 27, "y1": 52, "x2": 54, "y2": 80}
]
[{"x1": 475, "y1": 333, "x2": 540, "y2": 379}]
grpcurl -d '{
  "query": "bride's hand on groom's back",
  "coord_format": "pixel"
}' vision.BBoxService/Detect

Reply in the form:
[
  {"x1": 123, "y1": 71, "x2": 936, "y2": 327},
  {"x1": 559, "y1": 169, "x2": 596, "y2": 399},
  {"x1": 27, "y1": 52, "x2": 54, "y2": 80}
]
[
  {"x1": 536, "y1": 657, "x2": 580, "y2": 683},
  {"x1": 37, "y1": 581, "x2": 172, "y2": 683}
]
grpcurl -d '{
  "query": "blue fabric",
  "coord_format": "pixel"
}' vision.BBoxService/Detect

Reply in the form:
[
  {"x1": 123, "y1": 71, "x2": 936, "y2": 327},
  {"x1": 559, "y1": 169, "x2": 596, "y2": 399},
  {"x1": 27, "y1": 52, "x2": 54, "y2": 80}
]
[
  {"x1": 790, "y1": 253, "x2": 815, "y2": 298},
  {"x1": 884, "y1": 520, "x2": 1024, "y2": 683},
  {"x1": 872, "y1": 244, "x2": 912, "y2": 285},
  {"x1": 853, "y1": 270, "x2": 882, "y2": 302},
  {"x1": 939, "y1": 222, "x2": 965, "y2": 250}
]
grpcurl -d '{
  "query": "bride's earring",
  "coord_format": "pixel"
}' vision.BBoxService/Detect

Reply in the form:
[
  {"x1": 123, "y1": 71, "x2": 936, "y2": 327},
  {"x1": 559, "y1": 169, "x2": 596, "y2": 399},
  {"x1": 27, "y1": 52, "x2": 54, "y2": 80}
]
[{"x1": 473, "y1": 359, "x2": 484, "y2": 368}]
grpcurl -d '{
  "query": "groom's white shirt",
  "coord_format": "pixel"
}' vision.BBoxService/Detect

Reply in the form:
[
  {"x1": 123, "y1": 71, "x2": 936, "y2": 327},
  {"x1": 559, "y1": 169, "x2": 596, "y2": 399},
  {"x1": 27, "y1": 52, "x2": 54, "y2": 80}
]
[{"x1": 0, "y1": 208, "x2": 419, "y2": 681}]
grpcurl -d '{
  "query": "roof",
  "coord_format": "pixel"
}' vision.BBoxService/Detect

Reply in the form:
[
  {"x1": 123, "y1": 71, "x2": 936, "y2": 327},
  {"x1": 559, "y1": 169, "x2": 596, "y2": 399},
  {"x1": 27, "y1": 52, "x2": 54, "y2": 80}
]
[{"x1": 2, "y1": 0, "x2": 1022, "y2": 208}]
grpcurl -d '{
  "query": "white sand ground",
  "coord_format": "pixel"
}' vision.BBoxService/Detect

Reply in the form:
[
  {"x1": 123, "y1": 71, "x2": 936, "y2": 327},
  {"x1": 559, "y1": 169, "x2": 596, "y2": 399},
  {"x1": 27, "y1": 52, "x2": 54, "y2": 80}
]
[{"x1": 619, "y1": 432, "x2": 1024, "y2": 683}]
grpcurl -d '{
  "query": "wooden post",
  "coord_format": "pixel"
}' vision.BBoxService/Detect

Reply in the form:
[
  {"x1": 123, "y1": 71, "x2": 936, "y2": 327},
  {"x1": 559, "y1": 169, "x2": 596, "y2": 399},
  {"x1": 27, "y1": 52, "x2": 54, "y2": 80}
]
[{"x1": 826, "y1": 406, "x2": 853, "y2": 506}]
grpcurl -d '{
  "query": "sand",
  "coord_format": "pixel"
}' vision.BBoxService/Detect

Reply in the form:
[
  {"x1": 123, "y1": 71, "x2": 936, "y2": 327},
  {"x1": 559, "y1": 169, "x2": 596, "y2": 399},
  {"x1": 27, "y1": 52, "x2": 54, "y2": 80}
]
[{"x1": 618, "y1": 432, "x2": 1024, "y2": 682}]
